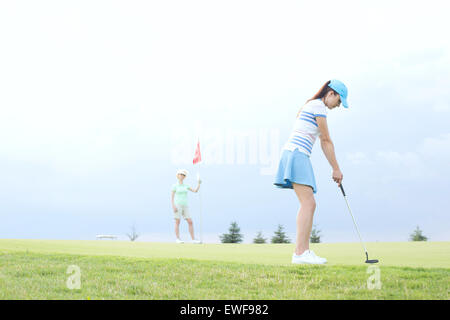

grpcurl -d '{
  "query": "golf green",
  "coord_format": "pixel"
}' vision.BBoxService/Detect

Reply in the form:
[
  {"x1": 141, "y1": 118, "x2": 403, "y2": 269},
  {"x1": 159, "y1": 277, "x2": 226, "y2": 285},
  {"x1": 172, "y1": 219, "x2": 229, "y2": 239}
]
[
  {"x1": 0, "y1": 240, "x2": 448, "y2": 299},
  {"x1": 0, "y1": 239, "x2": 448, "y2": 268}
]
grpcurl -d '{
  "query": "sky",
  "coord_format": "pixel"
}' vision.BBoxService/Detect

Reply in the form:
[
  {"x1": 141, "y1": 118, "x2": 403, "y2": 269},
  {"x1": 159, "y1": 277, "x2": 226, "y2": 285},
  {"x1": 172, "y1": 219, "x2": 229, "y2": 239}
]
[{"x1": 0, "y1": 0, "x2": 449, "y2": 243}]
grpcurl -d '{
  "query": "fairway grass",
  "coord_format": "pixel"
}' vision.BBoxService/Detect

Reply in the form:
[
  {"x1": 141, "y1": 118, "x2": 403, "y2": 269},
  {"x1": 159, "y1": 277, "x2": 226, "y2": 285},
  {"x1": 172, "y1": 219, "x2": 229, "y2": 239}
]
[
  {"x1": 0, "y1": 251, "x2": 448, "y2": 299},
  {"x1": 0, "y1": 239, "x2": 449, "y2": 268},
  {"x1": 0, "y1": 240, "x2": 448, "y2": 299}
]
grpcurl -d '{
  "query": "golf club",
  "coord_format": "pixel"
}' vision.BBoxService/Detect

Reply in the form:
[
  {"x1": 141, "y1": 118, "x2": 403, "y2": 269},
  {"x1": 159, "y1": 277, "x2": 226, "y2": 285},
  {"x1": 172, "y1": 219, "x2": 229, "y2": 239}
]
[{"x1": 339, "y1": 183, "x2": 379, "y2": 264}]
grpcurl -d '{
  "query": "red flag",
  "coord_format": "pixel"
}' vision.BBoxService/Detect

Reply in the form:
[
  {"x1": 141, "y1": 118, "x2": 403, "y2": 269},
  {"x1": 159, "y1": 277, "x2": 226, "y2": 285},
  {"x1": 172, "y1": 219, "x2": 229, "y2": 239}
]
[{"x1": 193, "y1": 140, "x2": 202, "y2": 165}]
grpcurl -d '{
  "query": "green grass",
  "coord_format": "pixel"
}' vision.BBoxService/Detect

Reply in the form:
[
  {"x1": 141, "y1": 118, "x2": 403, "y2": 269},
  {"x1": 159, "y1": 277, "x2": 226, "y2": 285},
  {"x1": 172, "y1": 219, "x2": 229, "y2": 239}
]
[
  {"x1": 0, "y1": 239, "x2": 449, "y2": 299},
  {"x1": 1, "y1": 239, "x2": 449, "y2": 268}
]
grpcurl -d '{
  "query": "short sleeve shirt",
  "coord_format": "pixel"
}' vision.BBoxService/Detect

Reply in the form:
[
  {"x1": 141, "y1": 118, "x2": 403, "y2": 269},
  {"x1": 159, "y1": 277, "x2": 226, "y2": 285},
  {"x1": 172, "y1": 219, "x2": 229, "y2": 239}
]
[
  {"x1": 283, "y1": 99, "x2": 328, "y2": 156},
  {"x1": 172, "y1": 183, "x2": 190, "y2": 206}
]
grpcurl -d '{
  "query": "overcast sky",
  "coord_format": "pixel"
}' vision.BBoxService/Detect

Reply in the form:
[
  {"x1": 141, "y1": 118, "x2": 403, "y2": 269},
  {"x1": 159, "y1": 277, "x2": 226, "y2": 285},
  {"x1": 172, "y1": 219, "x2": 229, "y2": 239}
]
[{"x1": 0, "y1": 1, "x2": 449, "y2": 243}]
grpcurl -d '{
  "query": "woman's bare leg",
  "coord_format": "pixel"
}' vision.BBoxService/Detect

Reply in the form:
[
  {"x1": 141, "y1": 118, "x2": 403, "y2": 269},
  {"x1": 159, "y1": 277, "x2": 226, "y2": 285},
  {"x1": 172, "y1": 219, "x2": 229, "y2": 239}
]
[
  {"x1": 175, "y1": 219, "x2": 181, "y2": 239},
  {"x1": 186, "y1": 218, "x2": 195, "y2": 240},
  {"x1": 292, "y1": 183, "x2": 316, "y2": 255}
]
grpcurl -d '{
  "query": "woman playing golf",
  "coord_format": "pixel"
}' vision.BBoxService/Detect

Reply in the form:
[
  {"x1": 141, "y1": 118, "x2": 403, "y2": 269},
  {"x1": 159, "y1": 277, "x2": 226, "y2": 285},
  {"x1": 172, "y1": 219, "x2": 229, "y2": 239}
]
[
  {"x1": 171, "y1": 169, "x2": 202, "y2": 243},
  {"x1": 274, "y1": 79, "x2": 348, "y2": 264}
]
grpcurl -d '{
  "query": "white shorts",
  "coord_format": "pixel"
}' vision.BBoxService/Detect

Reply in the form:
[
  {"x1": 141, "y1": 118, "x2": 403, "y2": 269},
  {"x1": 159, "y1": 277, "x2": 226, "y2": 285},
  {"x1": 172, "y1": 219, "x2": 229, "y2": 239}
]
[{"x1": 174, "y1": 204, "x2": 191, "y2": 220}]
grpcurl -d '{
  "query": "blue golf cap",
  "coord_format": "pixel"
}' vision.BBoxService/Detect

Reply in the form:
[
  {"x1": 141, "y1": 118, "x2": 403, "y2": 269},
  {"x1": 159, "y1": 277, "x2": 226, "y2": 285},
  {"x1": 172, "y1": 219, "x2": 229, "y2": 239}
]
[{"x1": 328, "y1": 79, "x2": 349, "y2": 108}]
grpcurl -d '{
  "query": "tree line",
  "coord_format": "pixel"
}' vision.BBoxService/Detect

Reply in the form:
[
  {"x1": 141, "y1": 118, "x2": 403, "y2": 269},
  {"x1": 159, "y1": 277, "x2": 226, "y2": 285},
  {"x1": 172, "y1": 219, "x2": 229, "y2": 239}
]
[
  {"x1": 219, "y1": 222, "x2": 429, "y2": 244},
  {"x1": 120, "y1": 223, "x2": 429, "y2": 242},
  {"x1": 220, "y1": 221, "x2": 322, "y2": 244}
]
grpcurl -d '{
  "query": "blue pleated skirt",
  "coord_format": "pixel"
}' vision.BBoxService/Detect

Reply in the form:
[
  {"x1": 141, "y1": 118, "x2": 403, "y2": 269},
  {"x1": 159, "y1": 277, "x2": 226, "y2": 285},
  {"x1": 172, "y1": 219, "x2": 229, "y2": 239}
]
[{"x1": 273, "y1": 148, "x2": 317, "y2": 193}]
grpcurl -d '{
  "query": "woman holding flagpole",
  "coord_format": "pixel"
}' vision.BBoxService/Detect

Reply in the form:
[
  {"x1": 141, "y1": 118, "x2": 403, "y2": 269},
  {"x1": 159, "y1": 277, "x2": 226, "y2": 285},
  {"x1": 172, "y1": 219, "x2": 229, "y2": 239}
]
[{"x1": 171, "y1": 169, "x2": 202, "y2": 243}]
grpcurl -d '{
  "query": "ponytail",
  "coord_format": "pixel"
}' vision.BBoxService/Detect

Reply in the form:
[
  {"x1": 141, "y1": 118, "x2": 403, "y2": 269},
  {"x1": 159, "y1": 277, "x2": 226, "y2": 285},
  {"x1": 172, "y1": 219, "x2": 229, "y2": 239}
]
[
  {"x1": 307, "y1": 80, "x2": 337, "y2": 103},
  {"x1": 296, "y1": 80, "x2": 336, "y2": 118}
]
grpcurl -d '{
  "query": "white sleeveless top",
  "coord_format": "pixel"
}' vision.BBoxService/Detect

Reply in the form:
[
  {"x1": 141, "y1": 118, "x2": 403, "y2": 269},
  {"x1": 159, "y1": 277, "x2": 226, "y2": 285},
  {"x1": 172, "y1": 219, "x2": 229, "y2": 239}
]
[{"x1": 283, "y1": 99, "x2": 328, "y2": 156}]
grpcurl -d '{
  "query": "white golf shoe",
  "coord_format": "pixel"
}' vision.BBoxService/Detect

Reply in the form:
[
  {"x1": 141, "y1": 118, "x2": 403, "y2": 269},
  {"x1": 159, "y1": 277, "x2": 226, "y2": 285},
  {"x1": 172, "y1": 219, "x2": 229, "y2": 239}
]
[
  {"x1": 292, "y1": 250, "x2": 327, "y2": 265},
  {"x1": 309, "y1": 250, "x2": 327, "y2": 263},
  {"x1": 191, "y1": 239, "x2": 202, "y2": 244},
  {"x1": 176, "y1": 238, "x2": 184, "y2": 243}
]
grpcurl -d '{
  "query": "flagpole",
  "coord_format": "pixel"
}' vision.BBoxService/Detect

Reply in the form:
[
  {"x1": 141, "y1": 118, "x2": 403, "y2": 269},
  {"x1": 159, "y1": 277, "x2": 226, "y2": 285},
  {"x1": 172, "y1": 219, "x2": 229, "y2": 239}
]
[
  {"x1": 198, "y1": 165, "x2": 203, "y2": 244},
  {"x1": 194, "y1": 137, "x2": 203, "y2": 244}
]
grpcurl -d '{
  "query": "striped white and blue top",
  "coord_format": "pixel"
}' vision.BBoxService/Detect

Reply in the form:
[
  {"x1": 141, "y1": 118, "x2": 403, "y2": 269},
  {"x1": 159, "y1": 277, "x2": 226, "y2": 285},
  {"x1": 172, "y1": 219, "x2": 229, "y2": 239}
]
[{"x1": 283, "y1": 99, "x2": 328, "y2": 156}]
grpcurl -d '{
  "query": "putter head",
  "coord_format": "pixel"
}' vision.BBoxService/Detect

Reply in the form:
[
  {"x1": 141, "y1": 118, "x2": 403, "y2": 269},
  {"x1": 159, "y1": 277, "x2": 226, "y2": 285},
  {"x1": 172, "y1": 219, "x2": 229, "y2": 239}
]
[
  {"x1": 365, "y1": 259, "x2": 379, "y2": 264},
  {"x1": 365, "y1": 252, "x2": 379, "y2": 264}
]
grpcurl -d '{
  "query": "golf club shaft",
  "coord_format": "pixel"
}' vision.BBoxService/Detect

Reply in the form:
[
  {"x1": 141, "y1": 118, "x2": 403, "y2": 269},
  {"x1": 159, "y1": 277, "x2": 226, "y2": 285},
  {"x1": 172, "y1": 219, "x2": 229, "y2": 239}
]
[{"x1": 339, "y1": 184, "x2": 368, "y2": 255}]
